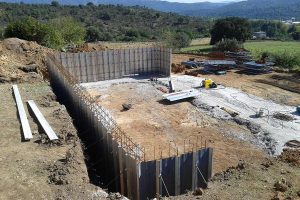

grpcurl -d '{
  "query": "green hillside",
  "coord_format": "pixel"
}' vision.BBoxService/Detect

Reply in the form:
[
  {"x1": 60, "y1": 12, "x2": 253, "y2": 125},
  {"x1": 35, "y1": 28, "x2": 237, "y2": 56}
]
[{"x1": 0, "y1": 2, "x2": 212, "y2": 42}]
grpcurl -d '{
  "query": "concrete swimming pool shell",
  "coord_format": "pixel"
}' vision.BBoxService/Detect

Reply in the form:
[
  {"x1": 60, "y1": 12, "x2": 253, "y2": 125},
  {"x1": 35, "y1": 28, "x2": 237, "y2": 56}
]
[{"x1": 47, "y1": 47, "x2": 213, "y2": 200}]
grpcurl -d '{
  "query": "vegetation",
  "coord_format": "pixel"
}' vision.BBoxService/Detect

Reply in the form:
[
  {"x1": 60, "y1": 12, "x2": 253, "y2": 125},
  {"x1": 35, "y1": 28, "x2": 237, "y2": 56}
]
[
  {"x1": 244, "y1": 41, "x2": 300, "y2": 70},
  {"x1": 244, "y1": 41, "x2": 300, "y2": 59},
  {"x1": 213, "y1": 39, "x2": 243, "y2": 52},
  {"x1": 271, "y1": 52, "x2": 300, "y2": 70},
  {"x1": 210, "y1": 17, "x2": 251, "y2": 45},
  {"x1": 4, "y1": 16, "x2": 86, "y2": 49},
  {"x1": 0, "y1": 2, "x2": 212, "y2": 44},
  {"x1": 163, "y1": 31, "x2": 192, "y2": 49},
  {"x1": 188, "y1": 0, "x2": 300, "y2": 19},
  {"x1": 250, "y1": 20, "x2": 289, "y2": 40}
]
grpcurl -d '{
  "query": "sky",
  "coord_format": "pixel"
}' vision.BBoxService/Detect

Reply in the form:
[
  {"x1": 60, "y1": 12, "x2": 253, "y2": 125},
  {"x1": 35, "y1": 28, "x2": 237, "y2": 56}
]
[{"x1": 164, "y1": 0, "x2": 241, "y2": 3}]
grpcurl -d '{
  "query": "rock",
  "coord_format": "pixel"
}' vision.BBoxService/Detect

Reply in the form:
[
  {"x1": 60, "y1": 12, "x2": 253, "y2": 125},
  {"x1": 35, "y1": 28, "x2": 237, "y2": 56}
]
[
  {"x1": 271, "y1": 192, "x2": 284, "y2": 200},
  {"x1": 18, "y1": 65, "x2": 38, "y2": 73},
  {"x1": 193, "y1": 188, "x2": 203, "y2": 196},
  {"x1": 237, "y1": 160, "x2": 246, "y2": 170},
  {"x1": 274, "y1": 180, "x2": 288, "y2": 192},
  {"x1": 261, "y1": 160, "x2": 273, "y2": 169},
  {"x1": 122, "y1": 103, "x2": 132, "y2": 111},
  {"x1": 297, "y1": 191, "x2": 300, "y2": 197},
  {"x1": 0, "y1": 76, "x2": 11, "y2": 83}
]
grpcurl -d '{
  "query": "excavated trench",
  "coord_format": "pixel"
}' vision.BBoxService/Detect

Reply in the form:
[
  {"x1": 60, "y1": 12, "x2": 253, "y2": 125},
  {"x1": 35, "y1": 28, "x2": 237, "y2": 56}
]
[{"x1": 51, "y1": 82, "x2": 118, "y2": 193}]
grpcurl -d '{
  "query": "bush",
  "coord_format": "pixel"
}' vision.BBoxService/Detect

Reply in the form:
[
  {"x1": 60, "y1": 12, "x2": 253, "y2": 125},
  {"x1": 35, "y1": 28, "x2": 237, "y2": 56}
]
[
  {"x1": 174, "y1": 32, "x2": 191, "y2": 49},
  {"x1": 213, "y1": 39, "x2": 243, "y2": 52},
  {"x1": 271, "y1": 52, "x2": 300, "y2": 69},
  {"x1": 4, "y1": 16, "x2": 86, "y2": 50},
  {"x1": 4, "y1": 17, "x2": 48, "y2": 43},
  {"x1": 85, "y1": 26, "x2": 101, "y2": 42},
  {"x1": 48, "y1": 17, "x2": 86, "y2": 45}
]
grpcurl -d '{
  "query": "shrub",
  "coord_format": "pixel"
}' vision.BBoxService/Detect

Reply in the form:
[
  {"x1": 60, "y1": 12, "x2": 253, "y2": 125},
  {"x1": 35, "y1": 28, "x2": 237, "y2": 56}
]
[
  {"x1": 85, "y1": 26, "x2": 101, "y2": 42},
  {"x1": 271, "y1": 52, "x2": 300, "y2": 69},
  {"x1": 174, "y1": 32, "x2": 191, "y2": 49},
  {"x1": 4, "y1": 16, "x2": 85, "y2": 50},
  {"x1": 48, "y1": 17, "x2": 86, "y2": 45},
  {"x1": 213, "y1": 39, "x2": 243, "y2": 52},
  {"x1": 4, "y1": 17, "x2": 48, "y2": 43}
]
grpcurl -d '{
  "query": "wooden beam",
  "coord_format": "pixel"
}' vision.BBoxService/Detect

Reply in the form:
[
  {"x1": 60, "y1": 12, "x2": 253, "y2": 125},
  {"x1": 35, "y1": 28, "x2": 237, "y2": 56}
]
[
  {"x1": 12, "y1": 85, "x2": 32, "y2": 140},
  {"x1": 27, "y1": 100, "x2": 58, "y2": 140}
]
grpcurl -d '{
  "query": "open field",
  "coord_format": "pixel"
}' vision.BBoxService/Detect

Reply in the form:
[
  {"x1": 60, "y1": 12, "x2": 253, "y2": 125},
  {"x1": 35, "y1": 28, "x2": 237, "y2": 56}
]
[
  {"x1": 180, "y1": 40, "x2": 300, "y2": 58},
  {"x1": 244, "y1": 40, "x2": 300, "y2": 58},
  {"x1": 190, "y1": 38, "x2": 211, "y2": 46}
]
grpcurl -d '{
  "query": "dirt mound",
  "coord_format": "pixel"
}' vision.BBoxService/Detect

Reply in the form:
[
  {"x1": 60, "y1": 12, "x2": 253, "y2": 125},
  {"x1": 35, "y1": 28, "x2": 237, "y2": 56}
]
[
  {"x1": 279, "y1": 148, "x2": 300, "y2": 167},
  {"x1": 3, "y1": 38, "x2": 41, "y2": 53},
  {"x1": 68, "y1": 43, "x2": 108, "y2": 53},
  {"x1": 0, "y1": 38, "x2": 55, "y2": 83},
  {"x1": 171, "y1": 63, "x2": 186, "y2": 73},
  {"x1": 273, "y1": 112, "x2": 294, "y2": 121},
  {"x1": 211, "y1": 160, "x2": 246, "y2": 182}
]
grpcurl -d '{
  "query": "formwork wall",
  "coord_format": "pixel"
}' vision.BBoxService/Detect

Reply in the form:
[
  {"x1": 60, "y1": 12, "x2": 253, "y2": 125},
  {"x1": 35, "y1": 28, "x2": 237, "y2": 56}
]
[
  {"x1": 55, "y1": 47, "x2": 171, "y2": 83},
  {"x1": 47, "y1": 51, "x2": 213, "y2": 200}
]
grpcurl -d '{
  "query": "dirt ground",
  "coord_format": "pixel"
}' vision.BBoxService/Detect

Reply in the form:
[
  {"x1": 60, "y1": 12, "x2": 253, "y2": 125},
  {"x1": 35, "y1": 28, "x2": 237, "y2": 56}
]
[
  {"x1": 172, "y1": 54, "x2": 300, "y2": 107},
  {"x1": 86, "y1": 82, "x2": 266, "y2": 174},
  {"x1": 0, "y1": 38, "x2": 110, "y2": 200},
  {"x1": 0, "y1": 82, "x2": 107, "y2": 199},
  {"x1": 170, "y1": 155, "x2": 300, "y2": 200}
]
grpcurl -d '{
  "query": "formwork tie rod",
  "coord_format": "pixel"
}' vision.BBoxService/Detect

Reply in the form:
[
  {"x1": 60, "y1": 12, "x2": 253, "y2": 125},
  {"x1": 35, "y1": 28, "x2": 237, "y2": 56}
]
[
  {"x1": 160, "y1": 175, "x2": 170, "y2": 197},
  {"x1": 196, "y1": 166, "x2": 208, "y2": 185}
]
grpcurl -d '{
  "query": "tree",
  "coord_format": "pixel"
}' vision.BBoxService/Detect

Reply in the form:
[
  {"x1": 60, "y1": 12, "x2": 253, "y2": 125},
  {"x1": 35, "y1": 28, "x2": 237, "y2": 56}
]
[
  {"x1": 163, "y1": 31, "x2": 191, "y2": 49},
  {"x1": 51, "y1": 1, "x2": 59, "y2": 7},
  {"x1": 174, "y1": 32, "x2": 191, "y2": 48},
  {"x1": 85, "y1": 26, "x2": 101, "y2": 42},
  {"x1": 48, "y1": 17, "x2": 86, "y2": 45},
  {"x1": 87, "y1": 2, "x2": 94, "y2": 6},
  {"x1": 210, "y1": 17, "x2": 251, "y2": 45}
]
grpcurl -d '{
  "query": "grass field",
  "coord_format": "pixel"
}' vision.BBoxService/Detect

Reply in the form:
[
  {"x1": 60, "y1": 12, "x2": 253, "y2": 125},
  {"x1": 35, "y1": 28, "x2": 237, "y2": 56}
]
[
  {"x1": 180, "y1": 40, "x2": 300, "y2": 57},
  {"x1": 244, "y1": 41, "x2": 300, "y2": 58}
]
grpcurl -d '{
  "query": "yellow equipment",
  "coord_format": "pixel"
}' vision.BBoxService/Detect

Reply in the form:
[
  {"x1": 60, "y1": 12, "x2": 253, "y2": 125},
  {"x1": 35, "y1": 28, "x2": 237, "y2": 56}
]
[{"x1": 202, "y1": 79, "x2": 217, "y2": 89}]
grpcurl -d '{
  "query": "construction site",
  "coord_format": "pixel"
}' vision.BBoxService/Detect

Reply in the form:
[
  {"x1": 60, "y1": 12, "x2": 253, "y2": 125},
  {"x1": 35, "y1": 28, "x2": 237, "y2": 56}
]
[{"x1": 0, "y1": 38, "x2": 300, "y2": 200}]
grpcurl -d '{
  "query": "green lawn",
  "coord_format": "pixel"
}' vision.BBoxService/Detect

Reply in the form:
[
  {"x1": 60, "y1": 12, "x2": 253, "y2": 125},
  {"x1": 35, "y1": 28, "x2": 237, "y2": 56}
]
[{"x1": 244, "y1": 41, "x2": 300, "y2": 59}]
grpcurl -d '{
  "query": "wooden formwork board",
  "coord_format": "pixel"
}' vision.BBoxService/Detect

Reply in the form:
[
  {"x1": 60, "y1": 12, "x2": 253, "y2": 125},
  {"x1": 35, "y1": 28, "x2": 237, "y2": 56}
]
[
  {"x1": 12, "y1": 85, "x2": 32, "y2": 140},
  {"x1": 27, "y1": 100, "x2": 58, "y2": 141}
]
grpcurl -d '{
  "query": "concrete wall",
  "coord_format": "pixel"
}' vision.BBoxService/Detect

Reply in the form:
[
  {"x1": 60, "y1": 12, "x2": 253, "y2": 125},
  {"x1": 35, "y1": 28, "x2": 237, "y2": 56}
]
[
  {"x1": 55, "y1": 47, "x2": 171, "y2": 83},
  {"x1": 47, "y1": 54, "x2": 213, "y2": 200}
]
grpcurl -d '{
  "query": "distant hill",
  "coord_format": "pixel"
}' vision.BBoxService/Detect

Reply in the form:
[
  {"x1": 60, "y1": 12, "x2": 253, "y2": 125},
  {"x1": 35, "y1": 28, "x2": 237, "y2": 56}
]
[
  {"x1": 186, "y1": 0, "x2": 300, "y2": 19},
  {"x1": 1, "y1": 0, "x2": 300, "y2": 19},
  {"x1": 0, "y1": 2, "x2": 212, "y2": 41}
]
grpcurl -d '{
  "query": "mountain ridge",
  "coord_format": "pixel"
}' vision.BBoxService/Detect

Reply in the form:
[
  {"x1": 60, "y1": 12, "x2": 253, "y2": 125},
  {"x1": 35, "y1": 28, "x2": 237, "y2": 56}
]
[{"x1": 1, "y1": 0, "x2": 299, "y2": 19}]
